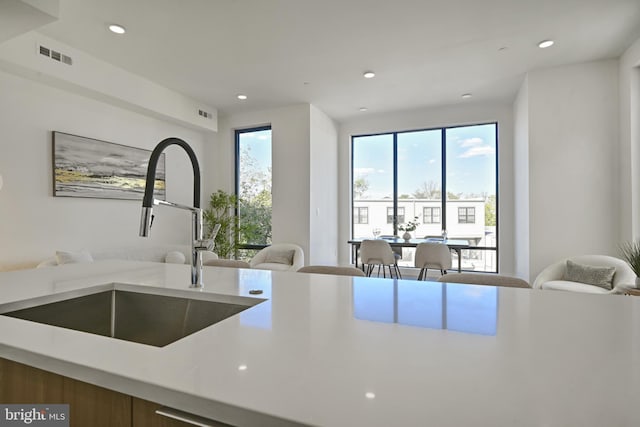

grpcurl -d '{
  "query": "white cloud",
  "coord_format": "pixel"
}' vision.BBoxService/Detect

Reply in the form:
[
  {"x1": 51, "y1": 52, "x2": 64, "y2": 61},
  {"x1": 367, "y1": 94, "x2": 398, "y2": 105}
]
[
  {"x1": 460, "y1": 137, "x2": 484, "y2": 147},
  {"x1": 428, "y1": 159, "x2": 436, "y2": 164},
  {"x1": 257, "y1": 135, "x2": 269, "y2": 140},
  {"x1": 377, "y1": 169, "x2": 385, "y2": 173},
  {"x1": 354, "y1": 167, "x2": 375, "y2": 177},
  {"x1": 459, "y1": 145, "x2": 495, "y2": 158}
]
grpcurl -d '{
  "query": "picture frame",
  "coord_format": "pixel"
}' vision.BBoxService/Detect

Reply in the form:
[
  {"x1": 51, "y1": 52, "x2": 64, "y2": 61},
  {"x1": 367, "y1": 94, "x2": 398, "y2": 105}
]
[{"x1": 52, "y1": 131, "x2": 165, "y2": 200}]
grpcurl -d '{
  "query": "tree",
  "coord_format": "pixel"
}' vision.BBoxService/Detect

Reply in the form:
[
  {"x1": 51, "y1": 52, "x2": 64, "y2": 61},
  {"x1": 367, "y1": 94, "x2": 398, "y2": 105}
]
[
  {"x1": 353, "y1": 177, "x2": 369, "y2": 199},
  {"x1": 203, "y1": 190, "x2": 239, "y2": 259},
  {"x1": 446, "y1": 191, "x2": 461, "y2": 200},
  {"x1": 485, "y1": 195, "x2": 496, "y2": 226},
  {"x1": 413, "y1": 180, "x2": 441, "y2": 199},
  {"x1": 238, "y1": 146, "x2": 272, "y2": 246}
]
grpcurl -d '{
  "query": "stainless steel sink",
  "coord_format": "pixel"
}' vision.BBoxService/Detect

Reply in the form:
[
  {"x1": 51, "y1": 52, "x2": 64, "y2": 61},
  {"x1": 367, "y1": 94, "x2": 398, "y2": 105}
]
[{"x1": 0, "y1": 284, "x2": 264, "y2": 347}]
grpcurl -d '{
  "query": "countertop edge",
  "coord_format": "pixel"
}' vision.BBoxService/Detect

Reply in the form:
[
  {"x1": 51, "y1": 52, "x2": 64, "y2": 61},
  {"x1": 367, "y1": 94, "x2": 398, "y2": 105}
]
[{"x1": 0, "y1": 345, "x2": 309, "y2": 427}]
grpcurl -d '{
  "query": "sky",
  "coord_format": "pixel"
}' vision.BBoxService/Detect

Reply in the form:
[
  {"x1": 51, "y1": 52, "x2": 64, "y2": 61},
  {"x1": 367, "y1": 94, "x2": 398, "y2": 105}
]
[
  {"x1": 238, "y1": 129, "x2": 272, "y2": 173},
  {"x1": 353, "y1": 123, "x2": 497, "y2": 199}
]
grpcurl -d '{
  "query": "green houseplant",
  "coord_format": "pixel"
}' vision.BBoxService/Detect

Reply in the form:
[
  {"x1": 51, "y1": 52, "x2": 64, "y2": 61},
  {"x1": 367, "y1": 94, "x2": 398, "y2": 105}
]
[
  {"x1": 398, "y1": 216, "x2": 420, "y2": 240},
  {"x1": 620, "y1": 240, "x2": 640, "y2": 287},
  {"x1": 203, "y1": 190, "x2": 239, "y2": 259}
]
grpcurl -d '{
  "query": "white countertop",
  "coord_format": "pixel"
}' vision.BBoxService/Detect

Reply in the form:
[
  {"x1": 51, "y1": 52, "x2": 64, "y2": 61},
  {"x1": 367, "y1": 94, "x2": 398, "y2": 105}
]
[{"x1": 1, "y1": 261, "x2": 639, "y2": 427}]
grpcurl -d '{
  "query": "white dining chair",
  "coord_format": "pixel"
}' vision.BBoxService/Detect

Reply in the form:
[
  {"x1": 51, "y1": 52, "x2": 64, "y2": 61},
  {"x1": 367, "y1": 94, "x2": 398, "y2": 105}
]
[
  {"x1": 414, "y1": 242, "x2": 452, "y2": 280},
  {"x1": 360, "y1": 239, "x2": 402, "y2": 279}
]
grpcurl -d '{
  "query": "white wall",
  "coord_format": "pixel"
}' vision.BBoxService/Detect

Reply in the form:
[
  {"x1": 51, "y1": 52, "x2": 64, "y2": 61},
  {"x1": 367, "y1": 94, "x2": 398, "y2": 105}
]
[
  {"x1": 619, "y1": 37, "x2": 640, "y2": 240},
  {"x1": 206, "y1": 105, "x2": 312, "y2": 259},
  {"x1": 525, "y1": 59, "x2": 619, "y2": 280},
  {"x1": 513, "y1": 76, "x2": 530, "y2": 280},
  {"x1": 309, "y1": 105, "x2": 338, "y2": 265},
  {"x1": 0, "y1": 32, "x2": 217, "y2": 132},
  {"x1": 0, "y1": 70, "x2": 206, "y2": 270},
  {"x1": 338, "y1": 102, "x2": 515, "y2": 274}
]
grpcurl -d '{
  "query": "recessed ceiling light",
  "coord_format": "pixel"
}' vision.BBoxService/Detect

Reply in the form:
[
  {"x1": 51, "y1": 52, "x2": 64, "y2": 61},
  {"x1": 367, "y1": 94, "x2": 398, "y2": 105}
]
[
  {"x1": 359, "y1": 107, "x2": 368, "y2": 112},
  {"x1": 363, "y1": 71, "x2": 376, "y2": 79},
  {"x1": 237, "y1": 94, "x2": 248, "y2": 100},
  {"x1": 461, "y1": 93, "x2": 472, "y2": 99},
  {"x1": 538, "y1": 40, "x2": 554, "y2": 48},
  {"x1": 365, "y1": 392, "x2": 376, "y2": 399},
  {"x1": 108, "y1": 24, "x2": 126, "y2": 34}
]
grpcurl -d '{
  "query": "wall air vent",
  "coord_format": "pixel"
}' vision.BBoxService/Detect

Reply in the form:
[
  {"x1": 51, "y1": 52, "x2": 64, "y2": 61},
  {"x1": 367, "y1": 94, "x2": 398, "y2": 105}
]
[
  {"x1": 37, "y1": 44, "x2": 73, "y2": 66},
  {"x1": 198, "y1": 109, "x2": 212, "y2": 119}
]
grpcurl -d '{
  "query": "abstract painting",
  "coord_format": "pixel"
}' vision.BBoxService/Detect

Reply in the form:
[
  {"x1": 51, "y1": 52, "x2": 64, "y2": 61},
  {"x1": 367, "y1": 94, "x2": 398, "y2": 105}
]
[{"x1": 52, "y1": 132, "x2": 165, "y2": 200}]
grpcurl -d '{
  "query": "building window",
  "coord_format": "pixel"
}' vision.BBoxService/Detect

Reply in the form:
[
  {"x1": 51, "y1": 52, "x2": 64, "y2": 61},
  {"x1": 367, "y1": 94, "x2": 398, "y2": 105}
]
[
  {"x1": 387, "y1": 207, "x2": 404, "y2": 224},
  {"x1": 458, "y1": 207, "x2": 475, "y2": 224},
  {"x1": 236, "y1": 126, "x2": 272, "y2": 248},
  {"x1": 354, "y1": 207, "x2": 368, "y2": 224},
  {"x1": 423, "y1": 207, "x2": 440, "y2": 224}
]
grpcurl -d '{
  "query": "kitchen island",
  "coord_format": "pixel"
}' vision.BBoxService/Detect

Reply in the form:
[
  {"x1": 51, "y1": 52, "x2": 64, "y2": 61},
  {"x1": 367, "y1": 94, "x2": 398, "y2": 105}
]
[{"x1": 0, "y1": 260, "x2": 639, "y2": 426}]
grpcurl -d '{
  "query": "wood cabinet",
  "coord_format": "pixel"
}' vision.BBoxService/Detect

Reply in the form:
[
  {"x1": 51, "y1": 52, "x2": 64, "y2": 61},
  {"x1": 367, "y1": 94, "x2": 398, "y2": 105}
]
[
  {"x1": 1, "y1": 358, "x2": 131, "y2": 427},
  {"x1": 0, "y1": 358, "x2": 230, "y2": 427},
  {"x1": 132, "y1": 398, "x2": 194, "y2": 427}
]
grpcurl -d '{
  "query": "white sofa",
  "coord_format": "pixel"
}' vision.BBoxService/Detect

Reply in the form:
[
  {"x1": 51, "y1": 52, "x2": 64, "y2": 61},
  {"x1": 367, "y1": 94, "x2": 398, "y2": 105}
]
[
  {"x1": 533, "y1": 255, "x2": 636, "y2": 294},
  {"x1": 36, "y1": 245, "x2": 217, "y2": 268}
]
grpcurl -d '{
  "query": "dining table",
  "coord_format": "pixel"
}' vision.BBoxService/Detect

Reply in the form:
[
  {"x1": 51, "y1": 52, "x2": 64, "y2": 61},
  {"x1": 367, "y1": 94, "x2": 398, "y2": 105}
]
[{"x1": 348, "y1": 237, "x2": 471, "y2": 273}]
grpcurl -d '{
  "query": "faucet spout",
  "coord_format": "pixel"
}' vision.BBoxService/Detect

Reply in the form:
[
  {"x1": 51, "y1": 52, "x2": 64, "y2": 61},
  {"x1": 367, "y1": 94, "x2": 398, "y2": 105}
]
[{"x1": 139, "y1": 137, "x2": 206, "y2": 288}]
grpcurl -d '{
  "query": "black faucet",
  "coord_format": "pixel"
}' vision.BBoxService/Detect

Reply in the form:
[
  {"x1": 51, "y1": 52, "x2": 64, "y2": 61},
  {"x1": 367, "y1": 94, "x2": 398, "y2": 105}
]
[{"x1": 139, "y1": 137, "x2": 215, "y2": 287}]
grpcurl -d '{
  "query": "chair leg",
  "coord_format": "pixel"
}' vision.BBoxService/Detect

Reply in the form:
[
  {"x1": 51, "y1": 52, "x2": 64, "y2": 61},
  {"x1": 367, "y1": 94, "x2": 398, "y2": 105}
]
[
  {"x1": 395, "y1": 264, "x2": 402, "y2": 279},
  {"x1": 365, "y1": 264, "x2": 373, "y2": 277}
]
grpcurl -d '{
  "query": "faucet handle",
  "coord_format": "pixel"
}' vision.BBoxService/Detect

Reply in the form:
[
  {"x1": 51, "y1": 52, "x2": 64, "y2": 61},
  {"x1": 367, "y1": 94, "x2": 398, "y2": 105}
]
[
  {"x1": 195, "y1": 224, "x2": 220, "y2": 252},
  {"x1": 209, "y1": 223, "x2": 221, "y2": 241}
]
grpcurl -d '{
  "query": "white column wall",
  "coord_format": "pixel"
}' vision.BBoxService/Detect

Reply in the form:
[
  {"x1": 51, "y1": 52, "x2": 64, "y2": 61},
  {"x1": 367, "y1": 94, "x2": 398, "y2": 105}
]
[
  {"x1": 619, "y1": 37, "x2": 640, "y2": 240},
  {"x1": 0, "y1": 70, "x2": 206, "y2": 270},
  {"x1": 526, "y1": 60, "x2": 619, "y2": 280},
  {"x1": 513, "y1": 76, "x2": 530, "y2": 280},
  {"x1": 338, "y1": 102, "x2": 515, "y2": 274},
  {"x1": 309, "y1": 105, "x2": 338, "y2": 265}
]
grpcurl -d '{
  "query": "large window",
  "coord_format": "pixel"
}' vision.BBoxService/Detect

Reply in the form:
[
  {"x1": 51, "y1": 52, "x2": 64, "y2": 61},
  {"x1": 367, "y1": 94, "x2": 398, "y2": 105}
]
[
  {"x1": 236, "y1": 126, "x2": 272, "y2": 253},
  {"x1": 352, "y1": 123, "x2": 497, "y2": 272}
]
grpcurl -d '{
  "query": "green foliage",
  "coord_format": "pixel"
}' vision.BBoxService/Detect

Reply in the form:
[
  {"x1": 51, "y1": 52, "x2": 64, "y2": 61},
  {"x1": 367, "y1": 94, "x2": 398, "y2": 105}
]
[
  {"x1": 238, "y1": 145, "x2": 272, "y2": 247},
  {"x1": 446, "y1": 191, "x2": 461, "y2": 200},
  {"x1": 413, "y1": 181, "x2": 441, "y2": 199},
  {"x1": 620, "y1": 240, "x2": 640, "y2": 276},
  {"x1": 485, "y1": 195, "x2": 496, "y2": 226},
  {"x1": 238, "y1": 190, "x2": 272, "y2": 246},
  {"x1": 398, "y1": 216, "x2": 420, "y2": 232},
  {"x1": 203, "y1": 190, "x2": 239, "y2": 259},
  {"x1": 353, "y1": 177, "x2": 369, "y2": 199}
]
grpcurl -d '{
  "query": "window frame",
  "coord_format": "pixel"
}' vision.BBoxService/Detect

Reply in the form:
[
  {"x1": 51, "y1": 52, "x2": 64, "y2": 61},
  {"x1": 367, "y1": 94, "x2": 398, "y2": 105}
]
[
  {"x1": 351, "y1": 122, "x2": 498, "y2": 271},
  {"x1": 458, "y1": 207, "x2": 476, "y2": 224},
  {"x1": 235, "y1": 125, "x2": 272, "y2": 251},
  {"x1": 354, "y1": 207, "x2": 369, "y2": 224},
  {"x1": 423, "y1": 207, "x2": 441, "y2": 224}
]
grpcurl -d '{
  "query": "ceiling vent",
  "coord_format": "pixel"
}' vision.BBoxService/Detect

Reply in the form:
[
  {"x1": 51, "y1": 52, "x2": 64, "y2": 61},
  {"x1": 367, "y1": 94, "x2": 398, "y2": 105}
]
[
  {"x1": 38, "y1": 44, "x2": 73, "y2": 66},
  {"x1": 198, "y1": 109, "x2": 212, "y2": 119}
]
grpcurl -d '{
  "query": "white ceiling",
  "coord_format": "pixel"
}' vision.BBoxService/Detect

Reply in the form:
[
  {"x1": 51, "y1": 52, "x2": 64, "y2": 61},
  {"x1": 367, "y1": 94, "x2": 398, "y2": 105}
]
[{"x1": 39, "y1": 0, "x2": 640, "y2": 122}]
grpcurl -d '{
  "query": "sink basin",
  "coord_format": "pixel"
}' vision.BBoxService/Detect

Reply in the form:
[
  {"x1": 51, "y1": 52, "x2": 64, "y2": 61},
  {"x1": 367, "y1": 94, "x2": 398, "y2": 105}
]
[{"x1": 0, "y1": 284, "x2": 264, "y2": 347}]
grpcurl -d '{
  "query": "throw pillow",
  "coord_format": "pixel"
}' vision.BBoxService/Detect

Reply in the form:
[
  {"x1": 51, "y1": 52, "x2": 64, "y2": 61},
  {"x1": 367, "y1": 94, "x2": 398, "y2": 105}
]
[
  {"x1": 55, "y1": 250, "x2": 94, "y2": 265},
  {"x1": 564, "y1": 260, "x2": 616, "y2": 290},
  {"x1": 264, "y1": 249, "x2": 295, "y2": 265}
]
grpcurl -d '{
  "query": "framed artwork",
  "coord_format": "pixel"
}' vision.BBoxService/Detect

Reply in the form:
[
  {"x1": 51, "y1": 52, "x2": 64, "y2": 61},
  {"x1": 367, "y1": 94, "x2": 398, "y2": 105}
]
[{"x1": 52, "y1": 131, "x2": 165, "y2": 200}]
